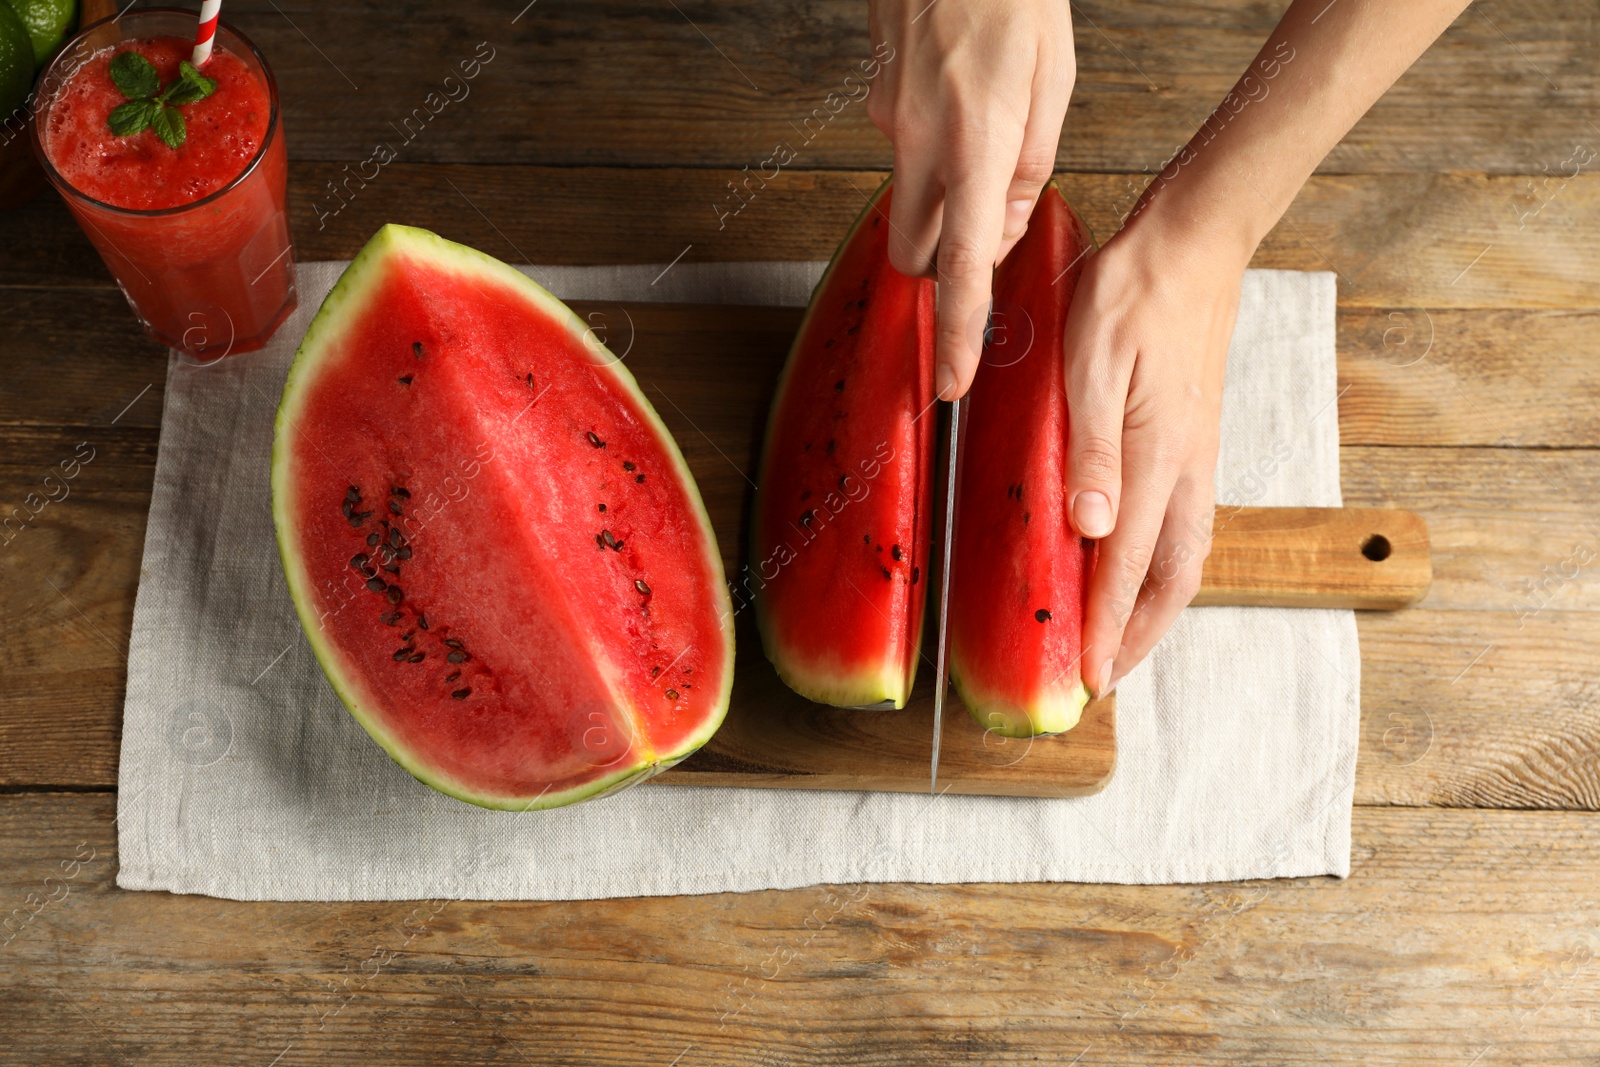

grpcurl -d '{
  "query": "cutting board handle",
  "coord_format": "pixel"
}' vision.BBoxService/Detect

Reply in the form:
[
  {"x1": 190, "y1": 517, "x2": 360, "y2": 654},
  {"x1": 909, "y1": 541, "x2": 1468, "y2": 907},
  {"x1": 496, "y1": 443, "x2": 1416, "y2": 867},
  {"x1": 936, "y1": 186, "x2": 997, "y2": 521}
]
[{"x1": 1194, "y1": 506, "x2": 1431, "y2": 610}]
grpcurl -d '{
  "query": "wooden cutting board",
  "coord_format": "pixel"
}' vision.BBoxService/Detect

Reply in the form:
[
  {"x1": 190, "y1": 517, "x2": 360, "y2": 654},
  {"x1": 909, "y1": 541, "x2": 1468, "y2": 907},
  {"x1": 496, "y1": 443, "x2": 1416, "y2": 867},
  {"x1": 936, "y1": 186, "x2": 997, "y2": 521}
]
[{"x1": 657, "y1": 506, "x2": 1430, "y2": 798}]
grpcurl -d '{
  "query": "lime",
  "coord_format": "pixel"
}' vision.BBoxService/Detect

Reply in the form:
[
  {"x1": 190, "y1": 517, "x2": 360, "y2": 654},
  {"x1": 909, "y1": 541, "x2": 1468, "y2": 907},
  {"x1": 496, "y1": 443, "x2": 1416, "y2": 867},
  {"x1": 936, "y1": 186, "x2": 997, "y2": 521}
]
[
  {"x1": 0, "y1": 1, "x2": 32, "y2": 119},
  {"x1": 3, "y1": 0, "x2": 74, "y2": 68}
]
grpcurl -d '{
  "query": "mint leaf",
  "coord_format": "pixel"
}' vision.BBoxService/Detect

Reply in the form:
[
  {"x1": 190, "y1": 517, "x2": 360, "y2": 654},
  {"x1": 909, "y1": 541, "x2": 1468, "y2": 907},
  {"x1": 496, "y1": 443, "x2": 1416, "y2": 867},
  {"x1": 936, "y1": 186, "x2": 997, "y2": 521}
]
[
  {"x1": 179, "y1": 61, "x2": 218, "y2": 99},
  {"x1": 151, "y1": 106, "x2": 186, "y2": 149},
  {"x1": 109, "y1": 52, "x2": 159, "y2": 100},
  {"x1": 161, "y1": 62, "x2": 219, "y2": 106},
  {"x1": 107, "y1": 99, "x2": 158, "y2": 136}
]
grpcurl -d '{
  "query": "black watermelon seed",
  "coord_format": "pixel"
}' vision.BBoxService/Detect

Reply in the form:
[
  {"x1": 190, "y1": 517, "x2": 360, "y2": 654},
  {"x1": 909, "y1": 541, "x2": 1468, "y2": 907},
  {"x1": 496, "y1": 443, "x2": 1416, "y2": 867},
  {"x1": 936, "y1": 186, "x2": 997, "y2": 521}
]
[
  {"x1": 366, "y1": 577, "x2": 386, "y2": 593},
  {"x1": 879, "y1": 566, "x2": 892, "y2": 580},
  {"x1": 392, "y1": 487, "x2": 411, "y2": 498},
  {"x1": 393, "y1": 647, "x2": 412, "y2": 661},
  {"x1": 389, "y1": 528, "x2": 402, "y2": 548},
  {"x1": 598, "y1": 503, "x2": 607, "y2": 512},
  {"x1": 401, "y1": 631, "x2": 415, "y2": 641},
  {"x1": 799, "y1": 510, "x2": 814, "y2": 529},
  {"x1": 826, "y1": 439, "x2": 836, "y2": 456},
  {"x1": 834, "y1": 379, "x2": 845, "y2": 392},
  {"x1": 623, "y1": 461, "x2": 636, "y2": 472},
  {"x1": 348, "y1": 515, "x2": 362, "y2": 528},
  {"x1": 397, "y1": 546, "x2": 413, "y2": 560},
  {"x1": 418, "y1": 615, "x2": 429, "y2": 630},
  {"x1": 863, "y1": 534, "x2": 870, "y2": 544},
  {"x1": 452, "y1": 688, "x2": 471, "y2": 700},
  {"x1": 801, "y1": 490, "x2": 811, "y2": 501},
  {"x1": 383, "y1": 562, "x2": 400, "y2": 575},
  {"x1": 413, "y1": 341, "x2": 424, "y2": 358},
  {"x1": 346, "y1": 486, "x2": 360, "y2": 502},
  {"x1": 350, "y1": 553, "x2": 369, "y2": 571},
  {"x1": 635, "y1": 474, "x2": 645, "y2": 483},
  {"x1": 635, "y1": 580, "x2": 651, "y2": 595},
  {"x1": 1024, "y1": 511, "x2": 1031, "y2": 525},
  {"x1": 398, "y1": 375, "x2": 412, "y2": 386},
  {"x1": 876, "y1": 545, "x2": 883, "y2": 553},
  {"x1": 1035, "y1": 608, "x2": 1052, "y2": 623},
  {"x1": 666, "y1": 689, "x2": 679, "y2": 700},
  {"x1": 911, "y1": 567, "x2": 921, "y2": 584},
  {"x1": 587, "y1": 431, "x2": 605, "y2": 448},
  {"x1": 444, "y1": 638, "x2": 464, "y2": 649},
  {"x1": 386, "y1": 586, "x2": 404, "y2": 605},
  {"x1": 447, "y1": 650, "x2": 466, "y2": 664},
  {"x1": 367, "y1": 532, "x2": 380, "y2": 546},
  {"x1": 601, "y1": 529, "x2": 617, "y2": 549},
  {"x1": 388, "y1": 500, "x2": 402, "y2": 516},
  {"x1": 408, "y1": 652, "x2": 425, "y2": 664},
  {"x1": 341, "y1": 499, "x2": 354, "y2": 518},
  {"x1": 596, "y1": 533, "x2": 606, "y2": 550},
  {"x1": 525, "y1": 373, "x2": 534, "y2": 388},
  {"x1": 891, "y1": 544, "x2": 903, "y2": 561},
  {"x1": 382, "y1": 611, "x2": 401, "y2": 625},
  {"x1": 846, "y1": 324, "x2": 860, "y2": 335},
  {"x1": 446, "y1": 670, "x2": 461, "y2": 683},
  {"x1": 651, "y1": 666, "x2": 661, "y2": 677}
]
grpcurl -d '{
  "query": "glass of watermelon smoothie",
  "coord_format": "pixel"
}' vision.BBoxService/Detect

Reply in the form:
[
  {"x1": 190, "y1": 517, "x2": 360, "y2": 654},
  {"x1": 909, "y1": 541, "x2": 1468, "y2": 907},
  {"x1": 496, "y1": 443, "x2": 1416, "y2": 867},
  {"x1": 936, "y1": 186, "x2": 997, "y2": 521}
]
[{"x1": 31, "y1": 9, "x2": 295, "y2": 361}]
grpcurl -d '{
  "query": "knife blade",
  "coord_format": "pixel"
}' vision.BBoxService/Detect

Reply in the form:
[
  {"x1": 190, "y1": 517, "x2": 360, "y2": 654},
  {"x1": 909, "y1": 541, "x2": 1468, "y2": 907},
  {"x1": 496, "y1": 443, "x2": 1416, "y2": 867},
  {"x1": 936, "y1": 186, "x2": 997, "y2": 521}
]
[{"x1": 930, "y1": 391, "x2": 968, "y2": 793}]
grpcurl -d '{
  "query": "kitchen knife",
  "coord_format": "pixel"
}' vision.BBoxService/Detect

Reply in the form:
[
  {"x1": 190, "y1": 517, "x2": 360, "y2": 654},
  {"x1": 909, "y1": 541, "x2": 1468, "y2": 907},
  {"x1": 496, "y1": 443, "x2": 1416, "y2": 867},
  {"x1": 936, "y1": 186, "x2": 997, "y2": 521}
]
[{"x1": 930, "y1": 391, "x2": 968, "y2": 793}]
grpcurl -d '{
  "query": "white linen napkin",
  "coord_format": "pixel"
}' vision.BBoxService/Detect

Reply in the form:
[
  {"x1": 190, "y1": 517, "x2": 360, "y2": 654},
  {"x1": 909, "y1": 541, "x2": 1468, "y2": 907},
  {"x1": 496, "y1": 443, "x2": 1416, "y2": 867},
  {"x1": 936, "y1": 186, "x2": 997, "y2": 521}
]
[{"x1": 116, "y1": 262, "x2": 1355, "y2": 900}]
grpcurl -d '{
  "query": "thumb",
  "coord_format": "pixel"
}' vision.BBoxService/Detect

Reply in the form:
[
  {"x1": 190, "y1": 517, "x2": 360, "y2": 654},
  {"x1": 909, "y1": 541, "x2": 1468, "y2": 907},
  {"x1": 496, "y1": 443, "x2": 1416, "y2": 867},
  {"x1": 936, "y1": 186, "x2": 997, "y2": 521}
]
[{"x1": 1062, "y1": 292, "x2": 1128, "y2": 541}]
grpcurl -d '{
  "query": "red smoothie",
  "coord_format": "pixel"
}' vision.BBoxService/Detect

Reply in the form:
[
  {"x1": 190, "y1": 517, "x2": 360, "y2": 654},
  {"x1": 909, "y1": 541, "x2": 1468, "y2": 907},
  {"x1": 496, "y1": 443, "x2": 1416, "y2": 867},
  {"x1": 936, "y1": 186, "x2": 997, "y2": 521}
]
[{"x1": 34, "y1": 16, "x2": 296, "y2": 359}]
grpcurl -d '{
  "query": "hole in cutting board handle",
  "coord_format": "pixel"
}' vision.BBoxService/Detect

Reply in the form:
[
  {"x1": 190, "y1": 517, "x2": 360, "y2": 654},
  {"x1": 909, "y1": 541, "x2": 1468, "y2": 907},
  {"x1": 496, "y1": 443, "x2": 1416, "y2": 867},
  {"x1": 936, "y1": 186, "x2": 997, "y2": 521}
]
[{"x1": 1361, "y1": 534, "x2": 1392, "y2": 562}]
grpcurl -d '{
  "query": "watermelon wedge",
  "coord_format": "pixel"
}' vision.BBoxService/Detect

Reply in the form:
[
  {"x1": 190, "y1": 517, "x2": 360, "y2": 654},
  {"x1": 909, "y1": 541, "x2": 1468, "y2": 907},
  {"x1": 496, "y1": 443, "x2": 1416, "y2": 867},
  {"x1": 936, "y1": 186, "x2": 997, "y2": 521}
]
[
  {"x1": 948, "y1": 183, "x2": 1098, "y2": 737},
  {"x1": 750, "y1": 178, "x2": 936, "y2": 708},
  {"x1": 272, "y1": 225, "x2": 734, "y2": 810}
]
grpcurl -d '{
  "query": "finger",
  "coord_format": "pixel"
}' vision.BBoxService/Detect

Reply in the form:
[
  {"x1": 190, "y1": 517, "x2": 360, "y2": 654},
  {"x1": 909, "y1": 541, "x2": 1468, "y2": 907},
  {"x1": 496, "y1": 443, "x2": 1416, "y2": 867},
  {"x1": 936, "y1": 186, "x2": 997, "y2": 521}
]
[
  {"x1": 933, "y1": 153, "x2": 1015, "y2": 398},
  {"x1": 995, "y1": 70, "x2": 1070, "y2": 264},
  {"x1": 1106, "y1": 472, "x2": 1216, "y2": 689},
  {"x1": 1078, "y1": 425, "x2": 1183, "y2": 697},
  {"x1": 885, "y1": 133, "x2": 944, "y2": 279},
  {"x1": 1062, "y1": 269, "x2": 1132, "y2": 540}
]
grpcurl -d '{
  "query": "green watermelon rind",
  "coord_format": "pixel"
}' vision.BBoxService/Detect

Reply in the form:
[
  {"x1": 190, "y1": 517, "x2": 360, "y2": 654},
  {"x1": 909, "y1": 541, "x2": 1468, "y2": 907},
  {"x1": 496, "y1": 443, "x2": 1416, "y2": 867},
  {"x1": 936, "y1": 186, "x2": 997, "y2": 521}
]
[
  {"x1": 271, "y1": 224, "x2": 735, "y2": 811},
  {"x1": 947, "y1": 181, "x2": 1097, "y2": 739},
  {"x1": 750, "y1": 176, "x2": 925, "y2": 710}
]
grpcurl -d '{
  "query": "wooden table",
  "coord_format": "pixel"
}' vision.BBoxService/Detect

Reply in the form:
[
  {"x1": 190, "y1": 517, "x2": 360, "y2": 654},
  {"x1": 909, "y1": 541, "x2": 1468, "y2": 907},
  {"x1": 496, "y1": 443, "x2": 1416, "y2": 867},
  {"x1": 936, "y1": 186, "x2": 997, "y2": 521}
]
[{"x1": 4, "y1": 1, "x2": 1598, "y2": 1061}]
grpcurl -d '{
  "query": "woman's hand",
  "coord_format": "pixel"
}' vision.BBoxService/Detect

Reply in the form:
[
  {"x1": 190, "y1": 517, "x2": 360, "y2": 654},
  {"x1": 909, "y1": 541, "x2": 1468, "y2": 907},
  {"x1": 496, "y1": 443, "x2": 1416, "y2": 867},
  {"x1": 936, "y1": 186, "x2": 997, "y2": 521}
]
[
  {"x1": 1063, "y1": 201, "x2": 1251, "y2": 697},
  {"x1": 866, "y1": 0, "x2": 1075, "y2": 399}
]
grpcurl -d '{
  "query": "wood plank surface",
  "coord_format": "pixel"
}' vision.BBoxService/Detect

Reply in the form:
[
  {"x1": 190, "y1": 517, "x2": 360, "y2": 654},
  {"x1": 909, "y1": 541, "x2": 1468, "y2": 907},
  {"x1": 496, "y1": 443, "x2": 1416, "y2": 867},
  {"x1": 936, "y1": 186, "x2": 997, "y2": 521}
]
[
  {"x1": 9, "y1": 167, "x2": 1600, "y2": 312},
  {"x1": 3, "y1": 792, "x2": 1598, "y2": 1066},
  {"x1": 189, "y1": 0, "x2": 1596, "y2": 176},
  {"x1": 6, "y1": 287, "x2": 1600, "y2": 449}
]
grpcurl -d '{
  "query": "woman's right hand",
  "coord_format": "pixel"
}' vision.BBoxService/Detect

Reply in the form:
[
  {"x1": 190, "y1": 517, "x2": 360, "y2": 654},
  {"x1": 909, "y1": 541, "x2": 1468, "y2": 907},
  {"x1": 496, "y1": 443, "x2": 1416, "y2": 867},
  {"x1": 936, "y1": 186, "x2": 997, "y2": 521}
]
[{"x1": 866, "y1": 0, "x2": 1076, "y2": 399}]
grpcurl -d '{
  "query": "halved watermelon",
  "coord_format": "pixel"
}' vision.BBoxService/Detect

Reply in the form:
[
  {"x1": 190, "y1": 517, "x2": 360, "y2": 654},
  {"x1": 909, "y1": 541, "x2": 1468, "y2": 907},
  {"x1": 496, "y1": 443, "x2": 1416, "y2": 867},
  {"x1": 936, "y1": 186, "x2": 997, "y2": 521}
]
[
  {"x1": 948, "y1": 183, "x2": 1098, "y2": 737},
  {"x1": 750, "y1": 178, "x2": 936, "y2": 708},
  {"x1": 272, "y1": 225, "x2": 734, "y2": 810}
]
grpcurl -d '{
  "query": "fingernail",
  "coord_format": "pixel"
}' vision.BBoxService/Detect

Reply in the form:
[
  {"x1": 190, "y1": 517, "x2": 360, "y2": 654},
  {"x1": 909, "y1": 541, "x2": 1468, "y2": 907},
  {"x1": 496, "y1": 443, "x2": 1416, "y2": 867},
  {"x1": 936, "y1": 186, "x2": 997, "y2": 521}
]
[
  {"x1": 936, "y1": 362, "x2": 957, "y2": 401},
  {"x1": 1003, "y1": 197, "x2": 1033, "y2": 240},
  {"x1": 1092, "y1": 657, "x2": 1115, "y2": 698},
  {"x1": 1073, "y1": 490, "x2": 1113, "y2": 538}
]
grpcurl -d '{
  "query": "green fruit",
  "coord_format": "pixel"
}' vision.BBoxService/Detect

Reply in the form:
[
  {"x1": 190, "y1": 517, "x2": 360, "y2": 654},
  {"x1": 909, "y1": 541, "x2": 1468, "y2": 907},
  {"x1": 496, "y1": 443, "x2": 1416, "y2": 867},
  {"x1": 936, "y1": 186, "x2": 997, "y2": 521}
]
[
  {"x1": 3, "y1": 0, "x2": 74, "y2": 68},
  {"x1": 0, "y1": 2, "x2": 32, "y2": 118}
]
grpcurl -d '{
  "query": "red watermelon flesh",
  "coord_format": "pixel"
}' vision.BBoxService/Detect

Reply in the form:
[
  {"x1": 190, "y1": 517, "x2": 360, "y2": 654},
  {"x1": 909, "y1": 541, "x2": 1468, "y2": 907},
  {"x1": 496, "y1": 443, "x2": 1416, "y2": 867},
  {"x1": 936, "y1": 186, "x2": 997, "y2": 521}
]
[
  {"x1": 751, "y1": 178, "x2": 936, "y2": 708},
  {"x1": 273, "y1": 225, "x2": 734, "y2": 809},
  {"x1": 948, "y1": 183, "x2": 1098, "y2": 737}
]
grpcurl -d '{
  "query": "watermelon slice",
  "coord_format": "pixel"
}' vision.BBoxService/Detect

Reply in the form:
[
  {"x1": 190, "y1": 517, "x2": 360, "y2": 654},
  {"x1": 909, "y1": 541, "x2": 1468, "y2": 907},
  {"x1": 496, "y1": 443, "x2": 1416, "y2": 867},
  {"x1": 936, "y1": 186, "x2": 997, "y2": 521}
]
[
  {"x1": 272, "y1": 225, "x2": 734, "y2": 810},
  {"x1": 750, "y1": 178, "x2": 936, "y2": 708},
  {"x1": 948, "y1": 183, "x2": 1098, "y2": 737}
]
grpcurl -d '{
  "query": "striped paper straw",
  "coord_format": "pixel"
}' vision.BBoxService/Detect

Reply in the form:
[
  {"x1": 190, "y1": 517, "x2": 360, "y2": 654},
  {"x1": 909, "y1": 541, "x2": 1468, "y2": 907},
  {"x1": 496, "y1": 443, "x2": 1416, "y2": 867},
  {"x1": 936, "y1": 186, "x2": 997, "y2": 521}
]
[{"x1": 191, "y1": 0, "x2": 222, "y2": 67}]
